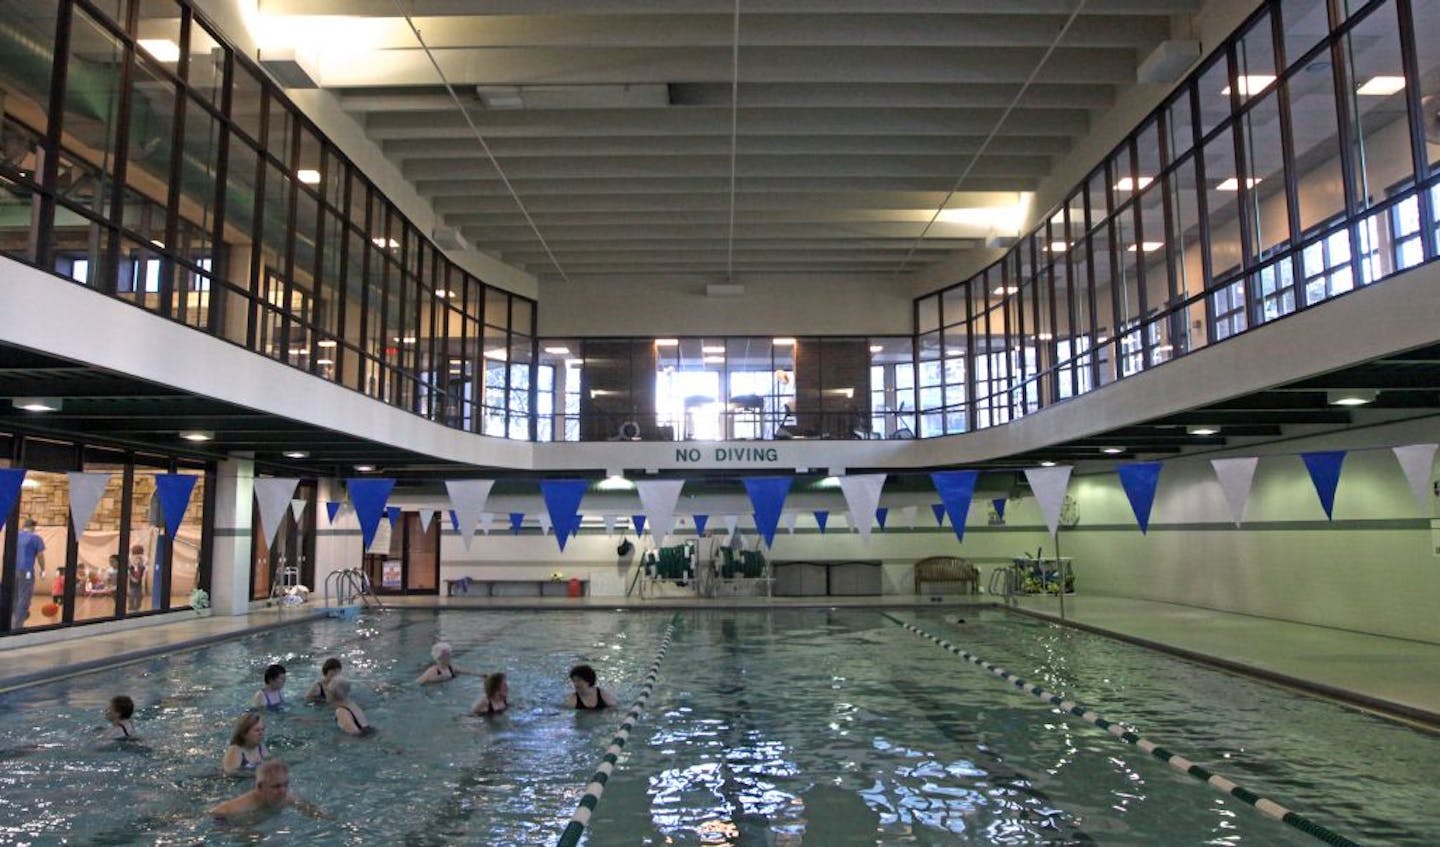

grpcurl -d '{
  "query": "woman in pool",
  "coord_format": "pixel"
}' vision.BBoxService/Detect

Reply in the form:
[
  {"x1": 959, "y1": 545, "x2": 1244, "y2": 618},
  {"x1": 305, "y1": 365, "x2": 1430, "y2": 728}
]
[
  {"x1": 326, "y1": 677, "x2": 375, "y2": 737},
  {"x1": 304, "y1": 658, "x2": 342, "y2": 703},
  {"x1": 564, "y1": 664, "x2": 617, "y2": 711},
  {"x1": 104, "y1": 695, "x2": 137, "y2": 740},
  {"x1": 251, "y1": 664, "x2": 287, "y2": 711},
  {"x1": 417, "y1": 642, "x2": 473, "y2": 684},
  {"x1": 222, "y1": 713, "x2": 268, "y2": 776},
  {"x1": 470, "y1": 672, "x2": 509, "y2": 716}
]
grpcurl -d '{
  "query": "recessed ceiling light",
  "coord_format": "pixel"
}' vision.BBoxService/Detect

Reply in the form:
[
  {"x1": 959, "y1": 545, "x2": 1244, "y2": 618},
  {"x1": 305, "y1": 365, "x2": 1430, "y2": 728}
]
[
  {"x1": 991, "y1": 286, "x2": 1019, "y2": 296},
  {"x1": 317, "y1": 339, "x2": 337, "y2": 348},
  {"x1": 12, "y1": 397, "x2": 62, "y2": 412},
  {"x1": 772, "y1": 337, "x2": 796, "y2": 346},
  {"x1": 1113, "y1": 176, "x2": 1153, "y2": 192},
  {"x1": 1327, "y1": 388, "x2": 1378, "y2": 406},
  {"x1": 1216, "y1": 177, "x2": 1262, "y2": 191},
  {"x1": 869, "y1": 345, "x2": 884, "y2": 353},
  {"x1": 1101, "y1": 446, "x2": 1124, "y2": 454},
  {"x1": 434, "y1": 288, "x2": 454, "y2": 299},
  {"x1": 1048, "y1": 241, "x2": 1069, "y2": 252},
  {"x1": 354, "y1": 464, "x2": 376, "y2": 473},
  {"x1": 654, "y1": 338, "x2": 679, "y2": 347},
  {"x1": 701, "y1": 345, "x2": 726, "y2": 354},
  {"x1": 544, "y1": 346, "x2": 571, "y2": 355},
  {"x1": 1037, "y1": 332, "x2": 1054, "y2": 341},
  {"x1": 702, "y1": 355, "x2": 725, "y2": 364},
  {"x1": 1221, "y1": 75, "x2": 1275, "y2": 96},
  {"x1": 1040, "y1": 460, "x2": 1057, "y2": 467},
  {"x1": 316, "y1": 358, "x2": 335, "y2": 366},
  {"x1": 371, "y1": 237, "x2": 399, "y2": 249},
  {"x1": 296, "y1": 169, "x2": 321, "y2": 184},
  {"x1": 283, "y1": 450, "x2": 310, "y2": 459},
  {"x1": 1186, "y1": 425, "x2": 1220, "y2": 436},
  {"x1": 1356, "y1": 75, "x2": 1406, "y2": 96},
  {"x1": 180, "y1": 430, "x2": 213, "y2": 442}
]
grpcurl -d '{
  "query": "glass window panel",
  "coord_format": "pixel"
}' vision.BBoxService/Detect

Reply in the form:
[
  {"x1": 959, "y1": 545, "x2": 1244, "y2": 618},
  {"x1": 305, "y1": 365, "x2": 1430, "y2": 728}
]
[
  {"x1": 12, "y1": 469, "x2": 66, "y2": 630},
  {"x1": 1089, "y1": 224, "x2": 1117, "y2": 386},
  {"x1": 62, "y1": 9, "x2": 126, "y2": 204},
  {"x1": 230, "y1": 62, "x2": 265, "y2": 145},
  {"x1": 0, "y1": 5, "x2": 56, "y2": 143},
  {"x1": 511, "y1": 298, "x2": 534, "y2": 335},
  {"x1": 1415, "y1": 2, "x2": 1440, "y2": 172},
  {"x1": 1136, "y1": 119, "x2": 1162, "y2": 178},
  {"x1": 1237, "y1": 90, "x2": 1292, "y2": 258},
  {"x1": 1236, "y1": 10, "x2": 1279, "y2": 101},
  {"x1": 1166, "y1": 87, "x2": 1197, "y2": 163},
  {"x1": 1204, "y1": 127, "x2": 1244, "y2": 278},
  {"x1": 941, "y1": 284, "x2": 967, "y2": 329},
  {"x1": 1289, "y1": 53, "x2": 1348, "y2": 232},
  {"x1": 1282, "y1": 0, "x2": 1332, "y2": 73},
  {"x1": 1343, "y1": 2, "x2": 1413, "y2": 209},
  {"x1": 484, "y1": 287, "x2": 509, "y2": 331},
  {"x1": 186, "y1": 20, "x2": 225, "y2": 107},
  {"x1": 266, "y1": 93, "x2": 293, "y2": 162},
  {"x1": 1085, "y1": 171, "x2": 1108, "y2": 228},
  {"x1": 1196, "y1": 55, "x2": 1235, "y2": 139},
  {"x1": 916, "y1": 294, "x2": 939, "y2": 333}
]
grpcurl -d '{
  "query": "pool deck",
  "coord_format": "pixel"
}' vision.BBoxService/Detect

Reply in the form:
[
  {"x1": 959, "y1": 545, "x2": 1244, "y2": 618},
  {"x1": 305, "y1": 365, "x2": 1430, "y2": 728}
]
[{"x1": 2, "y1": 595, "x2": 1437, "y2": 730}]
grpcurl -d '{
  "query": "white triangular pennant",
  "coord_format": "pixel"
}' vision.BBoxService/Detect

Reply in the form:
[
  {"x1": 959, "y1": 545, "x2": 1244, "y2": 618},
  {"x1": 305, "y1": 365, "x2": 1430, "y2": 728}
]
[
  {"x1": 899, "y1": 505, "x2": 916, "y2": 529},
  {"x1": 722, "y1": 514, "x2": 739, "y2": 542},
  {"x1": 538, "y1": 513, "x2": 552, "y2": 535},
  {"x1": 636, "y1": 479, "x2": 685, "y2": 546},
  {"x1": 783, "y1": 511, "x2": 797, "y2": 534},
  {"x1": 1392, "y1": 443, "x2": 1438, "y2": 513},
  {"x1": 368, "y1": 517, "x2": 391, "y2": 553},
  {"x1": 66, "y1": 472, "x2": 112, "y2": 537},
  {"x1": 602, "y1": 514, "x2": 616, "y2": 536},
  {"x1": 478, "y1": 512, "x2": 495, "y2": 538},
  {"x1": 254, "y1": 478, "x2": 301, "y2": 551},
  {"x1": 1024, "y1": 466, "x2": 1072, "y2": 538},
  {"x1": 417, "y1": 508, "x2": 435, "y2": 535},
  {"x1": 445, "y1": 480, "x2": 494, "y2": 550},
  {"x1": 1209, "y1": 457, "x2": 1260, "y2": 527},
  {"x1": 289, "y1": 498, "x2": 308, "y2": 523},
  {"x1": 839, "y1": 474, "x2": 887, "y2": 542}
]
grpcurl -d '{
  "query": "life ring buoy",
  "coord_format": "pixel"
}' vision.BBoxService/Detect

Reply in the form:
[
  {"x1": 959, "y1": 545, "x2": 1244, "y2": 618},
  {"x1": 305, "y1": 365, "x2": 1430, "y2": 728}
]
[{"x1": 618, "y1": 420, "x2": 641, "y2": 440}]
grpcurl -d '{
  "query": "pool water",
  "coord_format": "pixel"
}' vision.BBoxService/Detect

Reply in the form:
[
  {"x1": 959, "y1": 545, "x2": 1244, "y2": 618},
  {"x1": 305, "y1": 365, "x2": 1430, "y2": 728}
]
[{"x1": 0, "y1": 608, "x2": 1434, "y2": 845}]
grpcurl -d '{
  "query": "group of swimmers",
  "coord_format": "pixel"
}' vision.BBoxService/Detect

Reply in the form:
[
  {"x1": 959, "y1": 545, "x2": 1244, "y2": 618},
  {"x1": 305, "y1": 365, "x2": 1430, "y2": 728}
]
[{"x1": 99, "y1": 643, "x2": 620, "y2": 820}]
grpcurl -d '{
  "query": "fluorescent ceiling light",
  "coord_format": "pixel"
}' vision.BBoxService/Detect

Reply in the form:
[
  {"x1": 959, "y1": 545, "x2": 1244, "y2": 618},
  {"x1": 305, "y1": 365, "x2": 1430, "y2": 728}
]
[
  {"x1": 1040, "y1": 461, "x2": 1057, "y2": 468},
  {"x1": 824, "y1": 388, "x2": 855, "y2": 398},
  {"x1": 12, "y1": 397, "x2": 62, "y2": 412},
  {"x1": 1221, "y1": 75, "x2": 1275, "y2": 96},
  {"x1": 137, "y1": 39, "x2": 180, "y2": 62},
  {"x1": 991, "y1": 286, "x2": 1018, "y2": 296},
  {"x1": 1126, "y1": 242, "x2": 1164, "y2": 252},
  {"x1": 1037, "y1": 333, "x2": 1054, "y2": 341},
  {"x1": 702, "y1": 355, "x2": 725, "y2": 364},
  {"x1": 1186, "y1": 425, "x2": 1220, "y2": 436},
  {"x1": 317, "y1": 339, "x2": 337, "y2": 348},
  {"x1": 701, "y1": 345, "x2": 726, "y2": 354},
  {"x1": 1048, "y1": 241, "x2": 1069, "y2": 252},
  {"x1": 296, "y1": 168, "x2": 321, "y2": 184},
  {"x1": 354, "y1": 464, "x2": 376, "y2": 472},
  {"x1": 434, "y1": 289, "x2": 454, "y2": 298},
  {"x1": 597, "y1": 475, "x2": 634, "y2": 491},
  {"x1": 654, "y1": 338, "x2": 679, "y2": 347},
  {"x1": 544, "y1": 346, "x2": 571, "y2": 355},
  {"x1": 772, "y1": 337, "x2": 796, "y2": 346},
  {"x1": 1216, "y1": 177, "x2": 1263, "y2": 191},
  {"x1": 1101, "y1": 446, "x2": 1124, "y2": 454},
  {"x1": 869, "y1": 345, "x2": 884, "y2": 353},
  {"x1": 483, "y1": 348, "x2": 508, "y2": 360},
  {"x1": 565, "y1": 359, "x2": 584, "y2": 368},
  {"x1": 371, "y1": 237, "x2": 399, "y2": 249},
  {"x1": 316, "y1": 358, "x2": 335, "y2": 366},
  {"x1": 283, "y1": 450, "x2": 310, "y2": 459},
  {"x1": 180, "y1": 430, "x2": 213, "y2": 442},
  {"x1": 1153, "y1": 344, "x2": 1174, "y2": 353},
  {"x1": 1356, "y1": 75, "x2": 1406, "y2": 96},
  {"x1": 1327, "y1": 388, "x2": 1377, "y2": 406},
  {"x1": 1113, "y1": 176, "x2": 1153, "y2": 192}
]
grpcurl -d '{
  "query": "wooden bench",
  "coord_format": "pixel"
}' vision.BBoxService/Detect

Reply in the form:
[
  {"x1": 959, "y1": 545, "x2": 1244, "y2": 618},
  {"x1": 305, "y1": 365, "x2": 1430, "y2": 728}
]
[
  {"x1": 913, "y1": 556, "x2": 978, "y2": 596},
  {"x1": 445, "y1": 577, "x2": 588, "y2": 597}
]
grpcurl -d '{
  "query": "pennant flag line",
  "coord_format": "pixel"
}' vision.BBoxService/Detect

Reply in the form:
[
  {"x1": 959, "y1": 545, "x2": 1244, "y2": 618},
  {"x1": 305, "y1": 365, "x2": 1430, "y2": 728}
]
[
  {"x1": 446, "y1": 480, "x2": 495, "y2": 549},
  {"x1": 67, "y1": 472, "x2": 112, "y2": 538},
  {"x1": 991, "y1": 499, "x2": 1007, "y2": 520},
  {"x1": 636, "y1": 479, "x2": 685, "y2": 546},
  {"x1": 509, "y1": 512, "x2": 525, "y2": 535},
  {"x1": 1210, "y1": 457, "x2": 1259, "y2": 527},
  {"x1": 417, "y1": 509, "x2": 435, "y2": 535},
  {"x1": 326, "y1": 501, "x2": 343, "y2": 524},
  {"x1": 743, "y1": 477, "x2": 793, "y2": 548},
  {"x1": 1301, "y1": 451, "x2": 1346, "y2": 520},
  {"x1": 346, "y1": 478, "x2": 395, "y2": 551},
  {"x1": 154, "y1": 474, "x2": 199, "y2": 539},
  {"x1": 875, "y1": 507, "x2": 889, "y2": 531},
  {"x1": 692, "y1": 514, "x2": 709, "y2": 537},
  {"x1": 289, "y1": 498, "x2": 308, "y2": 523},
  {"x1": 813, "y1": 510, "x2": 829, "y2": 533},
  {"x1": 1116, "y1": 462, "x2": 1163, "y2": 534},
  {"x1": 930, "y1": 470, "x2": 979, "y2": 543},
  {"x1": 1392, "y1": 443, "x2": 1438, "y2": 512},
  {"x1": 722, "y1": 514, "x2": 740, "y2": 542},
  {"x1": 479, "y1": 513, "x2": 495, "y2": 536},
  {"x1": 254, "y1": 478, "x2": 300, "y2": 551},
  {"x1": 931, "y1": 503, "x2": 946, "y2": 526},
  {"x1": 385, "y1": 505, "x2": 402, "y2": 527},
  {"x1": 783, "y1": 511, "x2": 797, "y2": 534},
  {"x1": 0, "y1": 468, "x2": 24, "y2": 531},
  {"x1": 1024, "y1": 466, "x2": 1072, "y2": 538},
  {"x1": 631, "y1": 515, "x2": 647, "y2": 537},
  {"x1": 539, "y1": 479, "x2": 588, "y2": 551},
  {"x1": 838, "y1": 474, "x2": 886, "y2": 542}
]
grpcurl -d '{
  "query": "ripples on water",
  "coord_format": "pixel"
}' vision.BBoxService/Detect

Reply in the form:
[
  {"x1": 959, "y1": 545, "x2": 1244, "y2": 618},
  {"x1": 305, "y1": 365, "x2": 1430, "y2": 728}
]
[{"x1": 1, "y1": 608, "x2": 1435, "y2": 845}]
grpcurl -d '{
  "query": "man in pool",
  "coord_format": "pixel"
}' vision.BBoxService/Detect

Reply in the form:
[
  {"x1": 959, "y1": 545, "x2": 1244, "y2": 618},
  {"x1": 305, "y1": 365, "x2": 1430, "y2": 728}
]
[
  {"x1": 210, "y1": 760, "x2": 321, "y2": 820},
  {"x1": 564, "y1": 664, "x2": 617, "y2": 711}
]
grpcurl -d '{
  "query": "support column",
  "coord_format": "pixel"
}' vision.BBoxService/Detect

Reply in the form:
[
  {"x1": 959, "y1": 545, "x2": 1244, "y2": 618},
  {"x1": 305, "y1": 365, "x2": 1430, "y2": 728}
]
[{"x1": 210, "y1": 455, "x2": 254, "y2": 616}]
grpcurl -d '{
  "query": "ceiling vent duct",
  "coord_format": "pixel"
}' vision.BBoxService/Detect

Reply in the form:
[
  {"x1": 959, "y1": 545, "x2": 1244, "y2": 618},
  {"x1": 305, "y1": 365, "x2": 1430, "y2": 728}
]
[
  {"x1": 433, "y1": 226, "x2": 467, "y2": 251},
  {"x1": 257, "y1": 48, "x2": 320, "y2": 89},
  {"x1": 475, "y1": 84, "x2": 670, "y2": 110},
  {"x1": 706, "y1": 283, "x2": 745, "y2": 297},
  {"x1": 1138, "y1": 41, "x2": 1200, "y2": 85}
]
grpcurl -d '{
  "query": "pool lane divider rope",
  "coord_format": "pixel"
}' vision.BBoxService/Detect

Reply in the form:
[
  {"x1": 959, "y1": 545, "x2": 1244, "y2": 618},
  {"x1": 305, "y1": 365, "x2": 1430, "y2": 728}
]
[
  {"x1": 882, "y1": 614, "x2": 1361, "y2": 847},
  {"x1": 556, "y1": 613, "x2": 680, "y2": 847}
]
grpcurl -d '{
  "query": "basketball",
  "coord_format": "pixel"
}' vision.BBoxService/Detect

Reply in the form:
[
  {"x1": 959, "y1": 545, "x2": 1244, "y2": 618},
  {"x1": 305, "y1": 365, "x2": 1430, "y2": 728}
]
[{"x1": 40, "y1": 602, "x2": 59, "y2": 617}]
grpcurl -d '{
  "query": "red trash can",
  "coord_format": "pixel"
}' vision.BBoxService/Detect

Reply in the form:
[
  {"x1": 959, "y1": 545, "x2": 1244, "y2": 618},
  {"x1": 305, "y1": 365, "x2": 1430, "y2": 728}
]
[{"x1": 566, "y1": 578, "x2": 583, "y2": 598}]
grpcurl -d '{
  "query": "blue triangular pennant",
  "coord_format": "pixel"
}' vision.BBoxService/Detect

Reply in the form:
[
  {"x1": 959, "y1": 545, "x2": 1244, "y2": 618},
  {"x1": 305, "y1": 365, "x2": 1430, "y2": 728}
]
[
  {"x1": 631, "y1": 514, "x2": 647, "y2": 536},
  {"x1": 346, "y1": 478, "x2": 396, "y2": 550},
  {"x1": 992, "y1": 498, "x2": 1007, "y2": 520},
  {"x1": 154, "y1": 474, "x2": 199, "y2": 539},
  {"x1": 813, "y1": 510, "x2": 829, "y2": 533},
  {"x1": 386, "y1": 505, "x2": 402, "y2": 527},
  {"x1": 509, "y1": 512, "x2": 525, "y2": 534},
  {"x1": 930, "y1": 503, "x2": 946, "y2": 526},
  {"x1": 1116, "y1": 462, "x2": 1163, "y2": 534},
  {"x1": 0, "y1": 468, "x2": 26, "y2": 530},
  {"x1": 540, "y1": 479, "x2": 589, "y2": 551},
  {"x1": 875, "y1": 507, "x2": 889, "y2": 530},
  {"x1": 930, "y1": 470, "x2": 979, "y2": 542},
  {"x1": 325, "y1": 501, "x2": 342, "y2": 524},
  {"x1": 1301, "y1": 451, "x2": 1347, "y2": 520},
  {"x1": 742, "y1": 477, "x2": 792, "y2": 548},
  {"x1": 449, "y1": 510, "x2": 460, "y2": 532},
  {"x1": 692, "y1": 514, "x2": 709, "y2": 536}
]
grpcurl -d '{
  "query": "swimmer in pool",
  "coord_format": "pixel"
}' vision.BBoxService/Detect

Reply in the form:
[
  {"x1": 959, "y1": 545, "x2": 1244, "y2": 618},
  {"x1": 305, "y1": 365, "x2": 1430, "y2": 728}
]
[
  {"x1": 105, "y1": 695, "x2": 137, "y2": 740},
  {"x1": 210, "y1": 760, "x2": 321, "y2": 820},
  {"x1": 250, "y1": 664, "x2": 287, "y2": 711},
  {"x1": 305, "y1": 658, "x2": 342, "y2": 703},
  {"x1": 471, "y1": 672, "x2": 509, "y2": 716},
  {"x1": 563, "y1": 664, "x2": 617, "y2": 711},
  {"x1": 325, "y1": 677, "x2": 375, "y2": 737},
  {"x1": 417, "y1": 642, "x2": 473, "y2": 684},
  {"x1": 221, "y1": 713, "x2": 268, "y2": 776}
]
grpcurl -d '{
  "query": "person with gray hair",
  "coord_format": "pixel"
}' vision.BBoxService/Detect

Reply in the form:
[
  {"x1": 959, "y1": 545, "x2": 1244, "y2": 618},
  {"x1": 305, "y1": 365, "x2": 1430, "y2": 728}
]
[
  {"x1": 416, "y1": 641, "x2": 474, "y2": 684},
  {"x1": 325, "y1": 676, "x2": 374, "y2": 737},
  {"x1": 209, "y1": 760, "x2": 321, "y2": 819}
]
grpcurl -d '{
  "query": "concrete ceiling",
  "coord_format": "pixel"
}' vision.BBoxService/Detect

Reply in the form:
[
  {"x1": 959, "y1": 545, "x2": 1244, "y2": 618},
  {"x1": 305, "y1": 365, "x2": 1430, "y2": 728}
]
[{"x1": 256, "y1": 0, "x2": 1203, "y2": 284}]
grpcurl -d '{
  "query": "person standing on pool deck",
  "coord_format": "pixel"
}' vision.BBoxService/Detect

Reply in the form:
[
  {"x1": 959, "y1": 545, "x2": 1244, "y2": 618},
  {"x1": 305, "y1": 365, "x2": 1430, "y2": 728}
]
[
  {"x1": 251, "y1": 664, "x2": 287, "y2": 711},
  {"x1": 564, "y1": 664, "x2": 617, "y2": 711},
  {"x1": 305, "y1": 658, "x2": 342, "y2": 702},
  {"x1": 11, "y1": 518, "x2": 46, "y2": 629}
]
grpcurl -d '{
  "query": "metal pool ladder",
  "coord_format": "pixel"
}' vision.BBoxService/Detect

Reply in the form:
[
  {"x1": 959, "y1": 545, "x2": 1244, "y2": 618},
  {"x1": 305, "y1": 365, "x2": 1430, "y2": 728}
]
[{"x1": 324, "y1": 568, "x2": 386, "y2": 611}]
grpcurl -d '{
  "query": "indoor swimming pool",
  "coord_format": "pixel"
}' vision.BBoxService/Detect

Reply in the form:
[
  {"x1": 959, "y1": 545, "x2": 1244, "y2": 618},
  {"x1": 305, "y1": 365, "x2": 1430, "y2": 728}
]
[{"x1": 0, "y1": 608, "x2": 1434, "y2": 845}]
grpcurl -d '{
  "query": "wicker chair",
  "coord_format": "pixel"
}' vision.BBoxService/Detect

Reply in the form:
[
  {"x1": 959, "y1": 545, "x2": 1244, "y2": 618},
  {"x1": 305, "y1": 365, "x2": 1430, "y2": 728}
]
[{"x1": 913, "y1": 556, "x2": 979, "y2": 595}]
